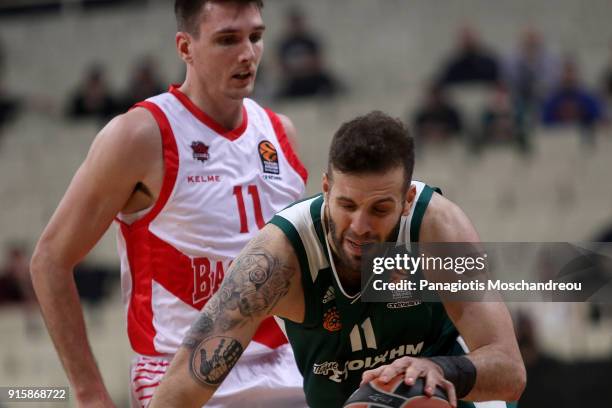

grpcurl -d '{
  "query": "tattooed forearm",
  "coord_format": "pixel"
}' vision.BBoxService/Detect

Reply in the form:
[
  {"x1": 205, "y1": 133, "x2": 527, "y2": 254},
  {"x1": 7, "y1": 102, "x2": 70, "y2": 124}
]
[
  {"x1": 181, "y1": 230, "x2": 295, "y2": 387},
  {"x1": 189, "y1": 336, "x2": 244, "y2": 385}
]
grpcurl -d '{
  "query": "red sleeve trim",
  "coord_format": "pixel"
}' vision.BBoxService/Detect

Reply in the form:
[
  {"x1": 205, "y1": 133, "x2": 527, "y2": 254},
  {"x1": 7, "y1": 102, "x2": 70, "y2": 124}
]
[
  {"x1": 264, "y1": 108, "x2": 308, "y2": 184},
  {"x1": 127, "y1": 101, "x2": 179, "y2": 229}
]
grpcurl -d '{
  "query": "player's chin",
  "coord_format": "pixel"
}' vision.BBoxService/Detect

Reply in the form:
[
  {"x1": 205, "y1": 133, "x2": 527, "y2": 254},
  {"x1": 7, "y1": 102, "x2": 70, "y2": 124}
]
[
  {"x1": 345, "y1": 253, "x2": 363, "y2": 272},
  {"x1": 229, "y1": 78, "x2": 255, "y2": 96},
  {"x1": 229, "y1": 87, "x2": 254, "y2": 100}
]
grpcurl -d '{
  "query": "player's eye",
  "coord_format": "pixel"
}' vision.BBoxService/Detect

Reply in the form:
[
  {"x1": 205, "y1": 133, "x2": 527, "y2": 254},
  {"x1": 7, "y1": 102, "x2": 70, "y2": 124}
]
[
  {"x1": 217, "y1": 35, "x2": 239, "y2": 46},
  {"x1": 373, "y1": 207, "x2": 391, "y2": 216},
  {"x1": 249, "y1": 33, "x2": 263, "y2": 43}
]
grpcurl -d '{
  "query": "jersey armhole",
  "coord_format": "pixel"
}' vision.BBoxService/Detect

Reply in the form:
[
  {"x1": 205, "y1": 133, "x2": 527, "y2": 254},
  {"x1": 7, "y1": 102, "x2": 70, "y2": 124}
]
[
  {"x1": 264, "y1": 108, "x2": 308, "y2": 185},
  {"x1": 269, "y1": 215, "x2": 317, "y2": 327},
  {"x1": 120, "y1": 101, "x2": 179, "y2": 229},
  {"x1": 410, "y1": 185, "x2": 441, "y2": 242}
]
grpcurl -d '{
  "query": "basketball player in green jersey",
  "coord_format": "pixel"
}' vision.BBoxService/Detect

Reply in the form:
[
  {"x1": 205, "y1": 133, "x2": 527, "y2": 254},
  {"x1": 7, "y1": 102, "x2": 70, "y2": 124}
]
[{"x1": 150, "y1": 111, "x2": 526, "y2": 408}]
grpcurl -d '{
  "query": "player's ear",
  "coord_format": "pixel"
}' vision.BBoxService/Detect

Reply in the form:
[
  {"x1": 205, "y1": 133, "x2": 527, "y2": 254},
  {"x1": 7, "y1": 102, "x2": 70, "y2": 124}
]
[
  {"x1": 176, "y1": 32, "x2": 193, "y2": 63},
  {"x1": 402, "y1": 184, "x2": 417, "y2": 216},
  {"x1": 322, "y1": 172, "x2": 331, "y2": 198}
]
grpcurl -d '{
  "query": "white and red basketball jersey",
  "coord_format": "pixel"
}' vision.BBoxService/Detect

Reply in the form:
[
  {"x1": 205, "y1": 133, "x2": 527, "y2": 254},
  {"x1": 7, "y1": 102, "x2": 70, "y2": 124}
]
[{"x1": 116, "y1": 85, "x2": 307, "y2": 357}]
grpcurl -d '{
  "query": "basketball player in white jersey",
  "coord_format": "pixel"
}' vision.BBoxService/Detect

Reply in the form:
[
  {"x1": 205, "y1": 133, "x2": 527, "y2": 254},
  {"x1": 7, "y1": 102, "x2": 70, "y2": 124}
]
[{"x1": 30, "y1": 1, "x2": 308, "y2": 407}]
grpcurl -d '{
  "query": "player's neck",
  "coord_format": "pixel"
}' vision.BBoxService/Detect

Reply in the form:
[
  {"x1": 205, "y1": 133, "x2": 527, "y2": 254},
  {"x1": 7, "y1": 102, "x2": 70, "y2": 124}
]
[
  {"x1": 335, "y1": 264, "x2": 361, "y2": 296},
  {"x1": 178, "y1": 81, "x2": 244, "y2": 130}
]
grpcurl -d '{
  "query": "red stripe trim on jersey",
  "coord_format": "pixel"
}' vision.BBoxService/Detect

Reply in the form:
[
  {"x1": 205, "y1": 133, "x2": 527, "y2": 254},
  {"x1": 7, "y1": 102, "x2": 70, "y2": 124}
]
[
  {"x1": 135, "y1": 382, "x2": 161, "y2": 393},
  {"x1": 120, "y1": 101, "x2": 179, "y2": 357},
  {"x1": 169, "y1": 84, "x2": 248, "y2": 141},
  {"x1": 139, "y1": 395, "x2": 153, "y2": 401},
  {"x1": 252, "y1": 316, "x2": 289, "y2": 349},
  {"x1": 114, "y1": 216, "x2": 129, "y2": 227},
  {"x1": 133, "y1": 375, "x2": 155, "y2": 382},
  {"x1": 136, "y1": 361, "x2": 169, "y2": 367},
  {"x1": 121, "y1": 223, "x2": 159, "y2": 356},
  {"x1": 264, "y1": 108, "x2": 308, "y2": 184},
  {"x1": 129, "y1": 102, "x2": 179, "y2": 228},
  {"x1": 134, "y1": 368, "x2": 167, "y2": 375}
]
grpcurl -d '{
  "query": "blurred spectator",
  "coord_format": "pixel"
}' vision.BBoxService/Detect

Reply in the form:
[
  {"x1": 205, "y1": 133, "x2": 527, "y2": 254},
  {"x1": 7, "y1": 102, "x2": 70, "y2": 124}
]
[
  {"x1": 67, "y1": 63, "x2": 118, "y2": 123},
  {"x1": 594, "y1": 223, "x2": 612, "y2": 243},
  {"x1": 589, "y1": 224, "x2": 612, "y2": 323},
  {"x1": 515, "y1": 311, "x2": 612, "y2": 407},
  {"x1": 438, "y1": 25, "x2": 500, "y2": 88},
  {"x1": 601, "y1": 41, "x2": 612, "y2": 102},
  {"x1": 0, "y1": 244, "x2": 39, "y2": 334},
  {"x1": 73, "y1": 262, "x2": 119, "y2": 308},
  {"x1": 276, "y1": 7, "x2": 339, "y2": 99},
  {"x1": 118, "y1": 55, "x2": 165, "y2": 112},
  {"x1": 477, "y1": 83, "x2": 529, "y2": 153},
  {"x1": 541, "y1": 58, "x2": 605, "y2": 142},
  {"x1": 0, "y1": 245, "x2": 27, "y2": 304},
  {"x1": 514, "y1": 312, "x2": 569, "y2": 407},
  {"x1": 0, "y1": 36, "x2": 5, "y2": 75},
  {"x1": 0, "y1": 38, "x2": 21, "y2": 135},
  {"x1": 504, "y1": 27, "x2": 560, "y2": 113},
  {"x1": 412, "y1": 84, "x2": 463, "y2": 144},
  {"x1": 0, "y1": 84, "x2": 21, "y2": 133}
]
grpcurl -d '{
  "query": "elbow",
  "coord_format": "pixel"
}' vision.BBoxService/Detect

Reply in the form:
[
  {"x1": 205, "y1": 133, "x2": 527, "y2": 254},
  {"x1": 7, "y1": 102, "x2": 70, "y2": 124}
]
[
  {"x1": 30, "y1": 240, "x2": 67, "y2": 285},
  {"x1": 507, "y1": 360, "x2": 527, "y2": 401},
  {"x1": 30, "y1": 243, "x2": 47, "y2": 281}
]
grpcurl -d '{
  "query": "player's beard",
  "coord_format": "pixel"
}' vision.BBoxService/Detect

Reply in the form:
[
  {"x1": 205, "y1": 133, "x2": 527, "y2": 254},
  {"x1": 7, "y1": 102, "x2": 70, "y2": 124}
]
[{"x1": 325, "y1": 205, "x2": 403, "y2": 291}]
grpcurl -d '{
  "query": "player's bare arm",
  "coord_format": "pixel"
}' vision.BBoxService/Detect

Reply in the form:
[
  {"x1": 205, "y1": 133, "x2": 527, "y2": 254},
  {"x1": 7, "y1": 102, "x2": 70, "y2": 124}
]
[
  {"x1": 149, "y1": 224, "x2": 304, "y2": 408},
  {"x1": 362, "y1": 192, "x2": 526, "y2": 403},
  {"x1": 278, "y1": 113, "x2": 299, "y2": 150},
  {"x1": 29, "y1": 108, "x2": 162, "y2": 407},
  {"x1": 423, "y1": 194, "x2": 525, "y2": 402}
]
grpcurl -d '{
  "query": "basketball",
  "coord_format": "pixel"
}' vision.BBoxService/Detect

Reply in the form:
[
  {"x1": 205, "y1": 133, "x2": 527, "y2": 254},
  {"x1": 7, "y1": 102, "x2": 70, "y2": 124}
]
[{"x1": 343, "y1": 375, "x2": 451, "y2": 408}]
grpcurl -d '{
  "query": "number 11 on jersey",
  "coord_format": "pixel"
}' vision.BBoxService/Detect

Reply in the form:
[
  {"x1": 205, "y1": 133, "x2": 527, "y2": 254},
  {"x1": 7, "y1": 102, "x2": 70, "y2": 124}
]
[
  {"x1": 350, "y1": 317, "x2": 378, "y2": 352},
  {"x1": 233, "y1": 185, "x2": 265, "y2": 233}
]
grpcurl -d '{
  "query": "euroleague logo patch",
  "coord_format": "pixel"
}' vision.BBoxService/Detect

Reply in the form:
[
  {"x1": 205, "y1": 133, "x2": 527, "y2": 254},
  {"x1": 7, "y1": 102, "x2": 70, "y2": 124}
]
[
  {"x1": 191, "y1": 141, "x2": 210, "y2": 163},
  {"x1": 258, "y1": 140, "x2": 279, "y2": 175},
  {"x1": 323, "y1": 307, "x2": 342, "y2": 332}
]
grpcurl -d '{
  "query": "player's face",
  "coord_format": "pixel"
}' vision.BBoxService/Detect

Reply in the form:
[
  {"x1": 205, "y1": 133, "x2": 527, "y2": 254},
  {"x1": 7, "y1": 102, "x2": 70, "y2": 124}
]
[
  {"x1": 323, "y1": 167, "x2": 416, "y2": 273},
  {"x1": 185, "y1": 2, "x2": 265, "y2": 100}
]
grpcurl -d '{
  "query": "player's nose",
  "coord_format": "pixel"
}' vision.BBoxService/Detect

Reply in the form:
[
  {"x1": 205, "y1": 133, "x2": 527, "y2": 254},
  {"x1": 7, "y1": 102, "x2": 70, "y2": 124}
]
[
  {"x1": 238, "y1": 40, "x2": 257, "y2": 63},
  {"x1": 350, "y1": 209, "x2": 372, "y2": 237}
]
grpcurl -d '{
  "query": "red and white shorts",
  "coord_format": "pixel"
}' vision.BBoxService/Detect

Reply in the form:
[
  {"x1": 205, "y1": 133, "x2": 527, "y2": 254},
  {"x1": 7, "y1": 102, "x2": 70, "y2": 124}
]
[{"x1": 129, "y1": 342, "x2": 306, "y2": 408}]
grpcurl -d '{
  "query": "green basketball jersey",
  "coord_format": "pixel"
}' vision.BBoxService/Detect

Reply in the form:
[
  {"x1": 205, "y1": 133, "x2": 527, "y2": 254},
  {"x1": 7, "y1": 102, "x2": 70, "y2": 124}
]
[{"x1": 270, "y1": 182, "x2": 514, "y2": 408}]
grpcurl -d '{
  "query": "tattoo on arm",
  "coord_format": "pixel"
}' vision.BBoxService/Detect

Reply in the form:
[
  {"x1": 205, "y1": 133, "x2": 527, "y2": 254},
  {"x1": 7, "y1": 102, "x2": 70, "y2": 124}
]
[
  {"x1": 190, "y1": 336, "x2": 243, "y2": 385},
  {"x1": 182, "y1": 233, "x2": 295, "y2": 386}
]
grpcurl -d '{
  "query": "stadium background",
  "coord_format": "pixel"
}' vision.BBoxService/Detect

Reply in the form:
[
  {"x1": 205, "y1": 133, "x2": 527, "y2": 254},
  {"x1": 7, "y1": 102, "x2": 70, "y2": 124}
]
[{"x1": 0, "y1": 0, "x2": 611, "y2": 406}]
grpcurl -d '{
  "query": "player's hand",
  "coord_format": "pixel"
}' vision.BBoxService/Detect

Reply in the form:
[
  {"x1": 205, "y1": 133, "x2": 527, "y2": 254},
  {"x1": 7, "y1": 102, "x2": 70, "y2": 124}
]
[{"x1": 360, "y1": 356, "x2": 457, "y2": 408}]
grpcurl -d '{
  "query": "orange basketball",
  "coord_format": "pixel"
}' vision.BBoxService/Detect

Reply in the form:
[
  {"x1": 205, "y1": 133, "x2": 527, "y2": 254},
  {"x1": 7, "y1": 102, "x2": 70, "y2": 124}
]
[{"x1": 343, "y1": 375, "x2": 451, "y2": 408}]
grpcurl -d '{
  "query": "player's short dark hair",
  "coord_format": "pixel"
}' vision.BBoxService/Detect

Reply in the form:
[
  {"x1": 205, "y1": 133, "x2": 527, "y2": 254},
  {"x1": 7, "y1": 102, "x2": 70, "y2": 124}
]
[
  {"x1": 328, "y1": 111, "x2": 415, "y2": 190},
  {"x1": 175, "y1": 0, "x2": 264, "y2": 35}
]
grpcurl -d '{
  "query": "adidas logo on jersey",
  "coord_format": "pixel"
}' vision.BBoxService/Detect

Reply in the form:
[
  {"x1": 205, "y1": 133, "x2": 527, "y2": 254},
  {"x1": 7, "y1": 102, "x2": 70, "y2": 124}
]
[{"x1": 322, "y1": 286, "x2": 336, "y2": 304}]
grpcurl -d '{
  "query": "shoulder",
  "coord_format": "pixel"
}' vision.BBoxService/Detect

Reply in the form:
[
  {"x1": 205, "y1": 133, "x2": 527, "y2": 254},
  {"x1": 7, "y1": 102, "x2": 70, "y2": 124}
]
[
  {"x1": 419, "y1": 192, "x2": 480, "y2": 243},
  {"x1": 246, "y1": 100, "x2": 298, "y2": 148},
  {"x1": 274, "y1": 194, "x2": 322, "y2": 222},
  {"x1": 109, "y1": 107, "x2": 159, "y2": 142},
  {"x1": 87, "y1": 107, "x2": 162, "y2": 176},
  {"x1": 97, "y1": 107, "x2": 160, "y2": 154},
  {"x1": 276, "y1": 113, "x2": 298, "y2": 150}
]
